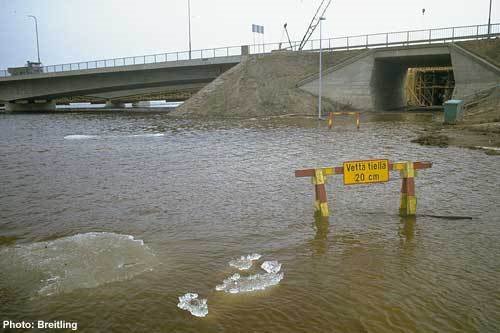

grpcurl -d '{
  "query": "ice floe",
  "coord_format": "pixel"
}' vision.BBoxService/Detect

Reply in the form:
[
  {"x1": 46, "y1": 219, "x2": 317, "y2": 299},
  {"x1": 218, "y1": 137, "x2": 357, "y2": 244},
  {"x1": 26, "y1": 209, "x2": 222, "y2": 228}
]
[
  {"x1": 215, "y1": 271, "x2": 284, "y2": 294},
  {"x1": 260, "y1": 260, "x2": 282, "y2": 274},
  {"x1": 64, "y1": 133, "x2": 164, "y2": 140},
  {"x1": 228, "y1": 253, "x2": 262, "y2": 270},
  {"x1": 64, "y1": 134, "x2": 99, "y2": 140},
  {"x1": 129, "y1": 133, "x2": 165, "y2": 138},
  {"x1": 0, "y1": 232, "x2": 158, "y2": 296},
  {"x1": 177, "y1": 293, "x2": 208, "y2": 317},
  {"x1": 176, "y1": 255, "x2": 283, "y2": 318}
]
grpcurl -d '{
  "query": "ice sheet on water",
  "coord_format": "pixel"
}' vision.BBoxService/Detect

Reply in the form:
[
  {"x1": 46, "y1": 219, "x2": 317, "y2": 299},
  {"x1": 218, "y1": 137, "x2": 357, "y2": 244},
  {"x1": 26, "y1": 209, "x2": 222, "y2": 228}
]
[
  {"x1": 128, "y1": 133, "x2": 165, "y2": 138},
  {"x1": 228, "y1": 253, "x2": 262, "y2": 270},
  {"x1": 177, "y1": 293, "x2": 208, "y2": 317},
  {"x1": 0, "y1": 232, "x2": 158, "y2": 296},
  {"x1": 64, "y1": 133, "x2": 164, "y2": 140},
  {"x1": 260, "y1": 260, "x2": 282, "y2": 274},
  {"x1": 64, "y1": 135, "x2": 99, "y2": 140},
  {"x1": 215, "y1": 271, "x2": 284, "y2": 294}
]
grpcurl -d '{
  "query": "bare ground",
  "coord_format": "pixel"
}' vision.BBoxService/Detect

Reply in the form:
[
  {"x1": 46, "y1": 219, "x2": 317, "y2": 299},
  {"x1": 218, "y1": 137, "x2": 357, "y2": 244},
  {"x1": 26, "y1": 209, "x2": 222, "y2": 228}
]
[
  {"x1": 412, "y1": 86, "x2": 500, "y2": 153},
  {"x1": 170, "y1": 50, "x2": 363, "y2": 118}
]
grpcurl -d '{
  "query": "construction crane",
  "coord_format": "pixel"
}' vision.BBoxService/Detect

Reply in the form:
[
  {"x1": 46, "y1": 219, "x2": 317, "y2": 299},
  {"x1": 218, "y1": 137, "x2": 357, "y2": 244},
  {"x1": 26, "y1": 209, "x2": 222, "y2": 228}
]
[{"x1": 298, "y1": 0, "x2": 332, "y2": 50}]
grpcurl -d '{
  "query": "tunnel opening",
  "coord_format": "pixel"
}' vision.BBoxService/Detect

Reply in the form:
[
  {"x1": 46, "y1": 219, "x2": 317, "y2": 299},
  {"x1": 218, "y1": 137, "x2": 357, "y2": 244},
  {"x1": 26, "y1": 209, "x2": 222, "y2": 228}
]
[
  {"x1": 404, "y1": 67, "x2": 455, "y2": 108},
  {"x1": 372, "y1": 52, "x2": 453, "y2": 111}
]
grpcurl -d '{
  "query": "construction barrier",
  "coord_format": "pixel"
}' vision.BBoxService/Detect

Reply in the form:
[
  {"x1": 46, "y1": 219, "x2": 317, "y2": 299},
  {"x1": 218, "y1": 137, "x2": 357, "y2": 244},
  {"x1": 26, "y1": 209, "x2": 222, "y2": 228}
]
[
  {"x1": 327, "y1": 112, "x2": 360, "y2": 130},
  {"x1": 295, "y1": 160, "x2": 432, "y2": 217}
]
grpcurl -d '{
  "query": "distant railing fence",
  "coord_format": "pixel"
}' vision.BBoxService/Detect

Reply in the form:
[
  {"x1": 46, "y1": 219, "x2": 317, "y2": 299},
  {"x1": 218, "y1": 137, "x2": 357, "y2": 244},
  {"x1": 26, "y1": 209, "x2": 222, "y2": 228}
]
[{"x1": 1, "y1": 23, "x2": 498, "y2": 78}]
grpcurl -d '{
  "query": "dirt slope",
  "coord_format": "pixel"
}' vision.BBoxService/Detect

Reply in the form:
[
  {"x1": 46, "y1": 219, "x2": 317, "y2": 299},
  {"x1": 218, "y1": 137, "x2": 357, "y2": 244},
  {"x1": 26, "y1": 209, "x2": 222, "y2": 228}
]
[
  {"x1": 170, "y1": 50, "x2": 364, "y2": 118},
  {"x1": 457, "y1": 38, "x2": 500, "y2": 67}
]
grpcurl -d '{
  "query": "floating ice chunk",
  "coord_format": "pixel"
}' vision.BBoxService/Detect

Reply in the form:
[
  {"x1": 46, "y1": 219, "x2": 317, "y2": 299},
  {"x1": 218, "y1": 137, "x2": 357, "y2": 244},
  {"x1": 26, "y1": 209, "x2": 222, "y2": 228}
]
[
  {"x1": 64, "y1": 133, "x2": 164, "y2": 140},
  {"x1": 247, "y1": 253, "x2": 262, "y2": 260},
  {"x1": 215, "y1": 273, "x2": 241, "y2": 291},
  {"x1": 475, "y1": 146, "x2": 500, "y2": 151},
  {"x1": 260, "y1": 260, "x2": 282, "y2": 274},
  {"x1": 64, "y1": 135, "x2": 99, "y2": 140},
  {"x1": 0, "y1": 232, "x2": 158, "y2": 297},
  {"x1": 177, "y1": 293, "x2": 208, "y2": 317},
  {"x1": 215, "y1": 271, "x2": 284, "y2": 294},
  {"x1": 128, "y1": 133, "x2": 165, "y2": 138},
  {"x1": 228, "y1": 253, "x2": 262, "y2": 270}
]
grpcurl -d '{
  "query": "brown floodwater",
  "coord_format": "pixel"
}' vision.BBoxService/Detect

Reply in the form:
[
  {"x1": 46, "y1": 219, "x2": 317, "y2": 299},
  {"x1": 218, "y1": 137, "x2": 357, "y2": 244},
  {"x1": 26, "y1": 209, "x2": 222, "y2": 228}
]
[{"x1": 0, "y1": 111, "x2": 499, "y2": 332}]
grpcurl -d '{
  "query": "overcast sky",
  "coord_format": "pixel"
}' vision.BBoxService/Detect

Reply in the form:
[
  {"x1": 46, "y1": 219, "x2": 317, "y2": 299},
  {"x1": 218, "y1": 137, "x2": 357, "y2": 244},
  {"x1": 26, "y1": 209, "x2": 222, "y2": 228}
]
[{"x1": 0, "y1": 0, "x2": 496, "y2": 68}]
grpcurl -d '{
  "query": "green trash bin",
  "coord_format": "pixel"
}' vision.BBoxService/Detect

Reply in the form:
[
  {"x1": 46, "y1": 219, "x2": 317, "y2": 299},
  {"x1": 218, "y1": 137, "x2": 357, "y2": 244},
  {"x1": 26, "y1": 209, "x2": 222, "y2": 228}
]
[{"x1": 443, "y1": 99, "x2": 464, "y2": 124}]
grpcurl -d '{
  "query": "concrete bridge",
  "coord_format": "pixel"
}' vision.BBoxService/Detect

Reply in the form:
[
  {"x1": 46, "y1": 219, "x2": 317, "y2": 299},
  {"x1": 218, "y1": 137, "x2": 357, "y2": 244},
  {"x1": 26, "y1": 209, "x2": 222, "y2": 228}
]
[
  {"x1": 1, "y1": 23, "x2": 499, "y2": 112},
  {"x1": 0, "y1": 55, "x2": 242, "y2": 111}
]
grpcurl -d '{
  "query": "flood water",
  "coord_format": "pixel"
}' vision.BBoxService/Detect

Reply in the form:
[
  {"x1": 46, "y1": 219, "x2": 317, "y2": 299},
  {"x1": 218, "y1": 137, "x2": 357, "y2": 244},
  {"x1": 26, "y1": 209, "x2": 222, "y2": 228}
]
[{"x1": 0, "y1": 111, "x2": 499, "y2": 332}]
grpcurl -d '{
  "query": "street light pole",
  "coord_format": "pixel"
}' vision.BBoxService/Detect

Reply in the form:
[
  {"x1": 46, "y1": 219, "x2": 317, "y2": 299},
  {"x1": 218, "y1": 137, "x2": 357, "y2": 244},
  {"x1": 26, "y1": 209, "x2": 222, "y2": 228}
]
[
  {"x1": 318, "y1": 17, "x2": 326, "y2": 120},
  {"x1": 27, "y1": 15, "x2": 40, "y2": 63},
  {"x1": 188, "y1": 0, "x2": 192, "y2": 59},
  {"x1": 488, "y1": 0, "x2": 493, "y2": 36}
]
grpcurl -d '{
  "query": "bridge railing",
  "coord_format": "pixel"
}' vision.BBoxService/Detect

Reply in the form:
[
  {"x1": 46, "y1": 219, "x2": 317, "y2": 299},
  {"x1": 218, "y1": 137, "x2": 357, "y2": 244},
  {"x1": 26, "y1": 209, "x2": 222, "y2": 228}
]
[
  {"x1": 1, "y1": 22, "x2": 498, "y2": 78},
  {"x1": 272, "y1": 23, "x2": 500, "y2": 52},
  {"x1": 39, "y1": 46, "x2": 243, "y2": 75}
]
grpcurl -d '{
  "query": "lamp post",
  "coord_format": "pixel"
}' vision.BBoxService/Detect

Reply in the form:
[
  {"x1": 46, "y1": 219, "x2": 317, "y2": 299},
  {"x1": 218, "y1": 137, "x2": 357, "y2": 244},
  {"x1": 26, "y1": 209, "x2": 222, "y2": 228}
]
[
  {"x1": 27, "y1": 15, "x2": 40, "y2": 63},
  {"x1": 188, "y1": 0, "x2": 192, "y2": 59},
  {"x1": 488, "y1": 0, "x2": 493, "y2": 36},
  {"x1": 318, "y1": 16, "x2": 326, "y2": 120}
]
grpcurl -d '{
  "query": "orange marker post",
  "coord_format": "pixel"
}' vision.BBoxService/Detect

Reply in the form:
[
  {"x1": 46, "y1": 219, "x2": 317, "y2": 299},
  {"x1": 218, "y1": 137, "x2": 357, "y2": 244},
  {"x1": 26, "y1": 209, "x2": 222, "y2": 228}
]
[{"x1": 326, "y1": 112, "x2": 360, "y2": 130}]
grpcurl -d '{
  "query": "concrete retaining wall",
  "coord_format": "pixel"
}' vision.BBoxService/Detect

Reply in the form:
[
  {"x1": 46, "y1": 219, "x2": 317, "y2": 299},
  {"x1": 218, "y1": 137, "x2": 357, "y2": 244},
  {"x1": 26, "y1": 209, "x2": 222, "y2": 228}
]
[
  {"x1": 450, "y1": 44, "x2": 500, "y2": 98},
  {"x1": 300, "y1": 51, "x2": 375, "y2": 110}
]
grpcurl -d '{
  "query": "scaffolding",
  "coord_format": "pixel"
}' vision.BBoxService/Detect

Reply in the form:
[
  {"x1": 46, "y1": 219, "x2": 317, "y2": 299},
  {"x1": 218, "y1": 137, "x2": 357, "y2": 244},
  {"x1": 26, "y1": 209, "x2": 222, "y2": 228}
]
[{"x1": 405, "y1": 67, "x2": 455, "y2": 107}]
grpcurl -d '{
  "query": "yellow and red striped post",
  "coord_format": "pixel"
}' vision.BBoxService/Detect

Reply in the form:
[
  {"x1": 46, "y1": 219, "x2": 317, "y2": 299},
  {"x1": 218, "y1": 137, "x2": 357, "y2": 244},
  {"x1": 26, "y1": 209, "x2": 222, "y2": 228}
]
[
  {"x1": 313, "y1": 169, "x2": 329, "y2": 217},
  {"x1": 328, "y1": 112, "x2": 334, "y2": 129},
  {"x1": 399, "y1": 161, "x2": 417, "y2": 216}
]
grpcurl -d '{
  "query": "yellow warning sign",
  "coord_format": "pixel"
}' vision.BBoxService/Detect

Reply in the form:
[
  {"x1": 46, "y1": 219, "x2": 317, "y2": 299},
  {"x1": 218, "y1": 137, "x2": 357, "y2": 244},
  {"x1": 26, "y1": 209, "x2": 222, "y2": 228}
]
[{"x1": 343, "y1": 159, "x2": 390, "y2": 185}]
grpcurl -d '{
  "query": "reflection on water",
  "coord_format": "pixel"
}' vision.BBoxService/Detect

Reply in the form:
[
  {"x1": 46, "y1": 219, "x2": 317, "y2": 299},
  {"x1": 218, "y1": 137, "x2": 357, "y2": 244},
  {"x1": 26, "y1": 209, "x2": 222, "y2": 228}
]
[
  {"x1": 311, "y1": 216, "x2": 330, "y2": 256},
  {"x1": 0, "y1": 111, "x2": 499, "y2": 332},
  {"x1": 399, "y1": 216, "x2": 416, "y2": 243}
]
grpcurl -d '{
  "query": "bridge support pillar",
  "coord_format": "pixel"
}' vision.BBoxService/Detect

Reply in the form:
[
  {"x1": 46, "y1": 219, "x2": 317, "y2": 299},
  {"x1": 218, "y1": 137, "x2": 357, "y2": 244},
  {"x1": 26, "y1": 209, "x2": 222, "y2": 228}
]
[
  {"x1": 6, "y1": 100, "x2": 56, "y2": 112},
  {"x1": 105, "y1": 100, "x2": 126, "y2": 109}
]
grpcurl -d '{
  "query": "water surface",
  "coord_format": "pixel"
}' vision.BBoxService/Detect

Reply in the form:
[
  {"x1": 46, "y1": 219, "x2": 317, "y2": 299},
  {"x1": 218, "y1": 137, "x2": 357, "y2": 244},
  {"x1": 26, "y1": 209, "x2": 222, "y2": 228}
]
[{"x1": 0, "y1": 111, "x2": 499, "y2": 332}]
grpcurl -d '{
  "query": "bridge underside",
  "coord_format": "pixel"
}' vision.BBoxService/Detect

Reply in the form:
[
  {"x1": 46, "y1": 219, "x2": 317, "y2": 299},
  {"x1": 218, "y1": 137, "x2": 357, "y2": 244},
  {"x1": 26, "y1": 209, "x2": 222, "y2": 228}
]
[
  {"x1": 54, "y1": 83, "x2": 206, "y2": 105},
  {"x1": 0, "y1": 57, "x2": 240, "y2": 111}
]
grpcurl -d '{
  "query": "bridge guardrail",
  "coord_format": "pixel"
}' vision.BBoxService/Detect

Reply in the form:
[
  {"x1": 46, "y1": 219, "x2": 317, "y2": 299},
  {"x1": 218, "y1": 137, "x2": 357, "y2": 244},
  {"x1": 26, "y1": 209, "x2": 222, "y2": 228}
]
[{"x1": 1, "y1": 23, "x2": 498, "y2": 78}]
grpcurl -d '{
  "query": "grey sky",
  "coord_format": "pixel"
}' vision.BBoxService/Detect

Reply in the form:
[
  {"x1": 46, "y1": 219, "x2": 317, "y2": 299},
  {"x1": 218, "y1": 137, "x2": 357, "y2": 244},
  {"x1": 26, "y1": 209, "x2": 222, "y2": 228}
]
[{"x1": 0, "y1": 0, "x2": 496, "y2": 68}]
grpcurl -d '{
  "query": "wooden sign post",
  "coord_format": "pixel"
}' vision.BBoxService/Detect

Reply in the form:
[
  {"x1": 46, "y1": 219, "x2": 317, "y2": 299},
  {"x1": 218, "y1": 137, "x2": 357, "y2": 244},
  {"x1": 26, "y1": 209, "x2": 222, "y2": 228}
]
[{"x1": 295, "y1": 160, "x2": 432, "y2": 217}]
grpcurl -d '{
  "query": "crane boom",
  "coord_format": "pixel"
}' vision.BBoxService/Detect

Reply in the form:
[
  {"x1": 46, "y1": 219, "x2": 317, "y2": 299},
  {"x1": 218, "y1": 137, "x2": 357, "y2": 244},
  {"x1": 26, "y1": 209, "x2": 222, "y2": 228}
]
[
  {"x1": 298, "y1": 0, "x2": 332, "y2": 50},
  {"x1": 283, "y1": 23, "x2": 294, "y2": 50}
]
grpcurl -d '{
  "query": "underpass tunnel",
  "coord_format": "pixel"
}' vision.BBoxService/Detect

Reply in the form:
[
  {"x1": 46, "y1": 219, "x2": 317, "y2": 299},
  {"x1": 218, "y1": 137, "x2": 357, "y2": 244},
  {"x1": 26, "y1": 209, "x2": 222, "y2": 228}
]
[
  {"x1": 371, "y1": 54, "x2": 453, "y2": 110},
  {"x1": 405, "y1": 67, "x2": 455, "y2": 107}
]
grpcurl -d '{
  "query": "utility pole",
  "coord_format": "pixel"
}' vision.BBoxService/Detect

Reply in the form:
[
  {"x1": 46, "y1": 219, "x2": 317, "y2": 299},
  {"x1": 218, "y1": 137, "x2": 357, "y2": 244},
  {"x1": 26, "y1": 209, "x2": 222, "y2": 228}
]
[
  {"x1": 488, "y1": 0, "x2": 493, "y2": 36},
  {"x1": 28, "y1": 15, "x2": 40, "y2": 63},
  {"x1": 318, "y1": 17, "x2": 326, "y2": 120},
  {"x1": 188, "y1": 0, "x2": 192, "y2": 59}
]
